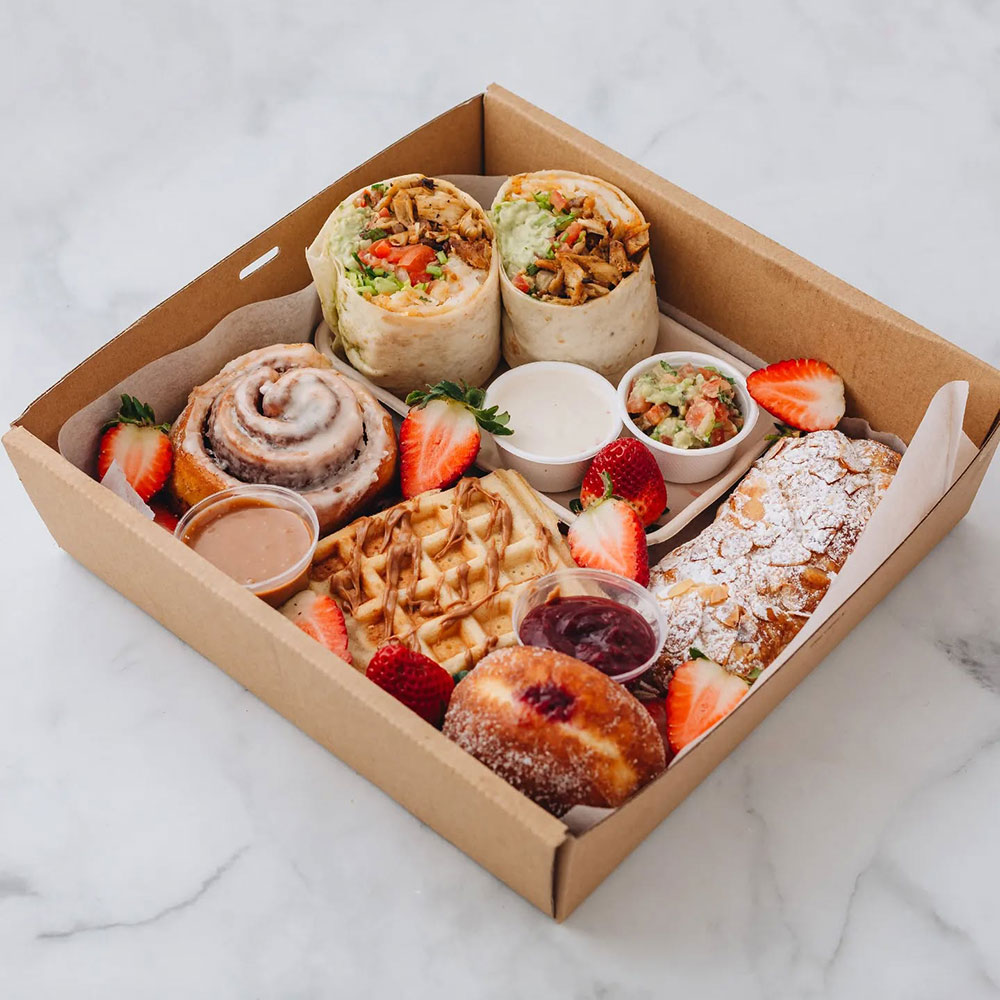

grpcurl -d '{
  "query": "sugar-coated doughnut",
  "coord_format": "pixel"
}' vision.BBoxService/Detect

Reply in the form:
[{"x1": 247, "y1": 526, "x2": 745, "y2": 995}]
[{"x1": 443, "y1": 645, "x2": 665, "y2": 815}]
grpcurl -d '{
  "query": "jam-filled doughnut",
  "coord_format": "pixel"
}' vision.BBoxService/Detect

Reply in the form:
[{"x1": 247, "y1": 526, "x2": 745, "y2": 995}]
[{"x1": 443, "y1": 645, "x2": 665, "y2": 815}]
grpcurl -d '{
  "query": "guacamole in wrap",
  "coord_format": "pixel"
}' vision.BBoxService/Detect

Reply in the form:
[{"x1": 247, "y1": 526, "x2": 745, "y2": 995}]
[
  {"x1": 307, "y1": 174, "x2": 500, "y2": 394},
  {"x1": 492, "y1": 171, "x2": 658, "y2": 383}
]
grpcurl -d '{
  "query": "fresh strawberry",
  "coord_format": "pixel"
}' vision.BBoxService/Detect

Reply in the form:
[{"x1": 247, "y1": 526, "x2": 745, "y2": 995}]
[
  {"x1": 579, "y1": 439, "x2": 667, "y2": 526},
  {"x1": 280, "y1": 591, "x2": 352, "y2": 664},
  {"x1": 666, "y1": 649, "x2": 750, "y2": 754},
  {"x1": 366, "y1": 642, "x2": 454, "y2": 727},
  {"x1": 96, "y1": 395, "x2": 173, "y2": 501},
  {"x1": 399, "y1": 381, "x2": 512, "y2": 498},
  {"x1": 568, "y1": 472, "x2": 649, "y2": 585},
  {"x1": 149, "y1": 501, "x2": 179, "y2": 532},
  {"x1": 746, "y1": 358, "x2": 845, "y2": 432}
]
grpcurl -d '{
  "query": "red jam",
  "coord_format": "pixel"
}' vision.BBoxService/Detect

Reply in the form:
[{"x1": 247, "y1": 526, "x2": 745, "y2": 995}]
[{"x1": 519, "y1": 595, "x2": 657, "y2": 677}]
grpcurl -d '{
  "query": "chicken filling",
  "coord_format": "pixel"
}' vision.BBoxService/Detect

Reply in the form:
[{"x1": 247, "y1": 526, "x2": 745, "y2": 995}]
[
  {"x1": 333, "y1": 178, "x2": 492, "y2": 310},
  {"x1": 493, "y1": 184, "x2": 650, "y2": 305}
]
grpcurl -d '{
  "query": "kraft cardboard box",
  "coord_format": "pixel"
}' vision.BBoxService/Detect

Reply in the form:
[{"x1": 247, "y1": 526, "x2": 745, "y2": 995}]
[{"x1": 6, "y1": 86, "x2": 1000, "y2": 920}]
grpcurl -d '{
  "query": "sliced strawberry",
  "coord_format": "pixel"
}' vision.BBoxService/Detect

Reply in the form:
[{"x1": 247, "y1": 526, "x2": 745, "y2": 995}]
[
  {"x1": 579, "y1": 439, "x2": 667, "y2": 526},
  {"x1": 366, "y1": 642, "x2": 454, "y2": 727},
  {"x1": 568, "y1": 472, "x2": 649, "y2": 585},
  {"x1": 747, "y1": 358, "x2": 845, "y2": 432},
  {"x1": 400, "y1": 381, "x2": 512, "y2": 499},
  {"x1": 666, "y1": 651, "x2": 749, "y2": 754},
  {"x1": 96, "y1": 395, "x2": 173, "y2": 502},
  {"x1": 149, "y1": 501, "x2": 179, "y2": 532},
  {"x1": 280, "y1": 591, "x2": 352, "y2": 664}
]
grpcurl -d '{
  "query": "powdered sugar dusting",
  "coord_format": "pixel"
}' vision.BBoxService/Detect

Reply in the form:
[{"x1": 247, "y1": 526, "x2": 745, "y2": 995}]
[
  {"x1": 649, "y1": 431, "x2": 899, "y2": 685},
  {"x1": 443, "y1": 645, "x2": 665, "y2": 814}
]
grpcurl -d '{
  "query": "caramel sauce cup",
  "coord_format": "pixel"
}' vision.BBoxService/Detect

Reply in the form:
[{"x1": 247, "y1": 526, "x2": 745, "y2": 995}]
[{"x1": 174, "y1": 485, "x2": 319, "y2": 608}]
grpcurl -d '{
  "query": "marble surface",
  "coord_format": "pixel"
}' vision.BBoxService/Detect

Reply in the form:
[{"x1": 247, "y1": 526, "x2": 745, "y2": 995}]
[{"x1": 2, "y1": 1, "x2": 999, "y2": 996}]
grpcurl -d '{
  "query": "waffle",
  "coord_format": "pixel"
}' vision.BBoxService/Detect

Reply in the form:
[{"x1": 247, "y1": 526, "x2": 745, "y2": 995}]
[{"x1": 306, "y1": 469, "x2": 576, "y2": 675}]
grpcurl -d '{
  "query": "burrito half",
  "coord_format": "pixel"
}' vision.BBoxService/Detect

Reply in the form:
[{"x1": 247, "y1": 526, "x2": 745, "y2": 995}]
[
  {"x1": 492, "y1": 170, "x2": 659, "y2": 382},
  {"x1": 307, "y1": 174, "x2": 501, "y2": 394}
]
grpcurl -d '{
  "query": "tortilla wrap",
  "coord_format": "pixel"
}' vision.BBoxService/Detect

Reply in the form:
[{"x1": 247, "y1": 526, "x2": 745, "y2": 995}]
[
  {"x1": 492, "y1": 170, "x2": 659, "y2": 384},
  {"x1": 307, "y1": 174, "x2": 500, "y2": 394}
]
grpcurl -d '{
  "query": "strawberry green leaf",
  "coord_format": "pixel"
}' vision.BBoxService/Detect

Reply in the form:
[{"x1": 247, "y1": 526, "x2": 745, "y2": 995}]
[{"x1": 405, "y1": 381, "x2": 514, "y2": 436}]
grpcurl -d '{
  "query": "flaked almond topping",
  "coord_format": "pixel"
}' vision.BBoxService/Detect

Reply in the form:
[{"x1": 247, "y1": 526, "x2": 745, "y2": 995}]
[
  {"x1": 698, "y1": 583, "x2": 730, "y2": 606},
  {"x1": 800, "y1": 566, "x2": 830, "y2": 589},
  {"x1": 742, "y1": 497, "x2": 765, "y2": 522}
]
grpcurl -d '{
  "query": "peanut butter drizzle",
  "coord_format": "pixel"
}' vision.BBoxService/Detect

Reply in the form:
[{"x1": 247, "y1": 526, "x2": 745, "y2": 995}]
[
  {"x1": 436, "y1": 537, "x2": 505, "y2": 631},
  {"x1": 315, "y1": 476, "x2": 521, "y2": 647},
  {"x1": 455, "y1": 563, "x2": 470, "y2": 601},
  {"x1": 427, "y1": 478, "x2": 518, "y2": 631},
  {"x1": 325, "y1": 516, "x2": 375, "y2": 614},
  {"x1": 437, "y1": 477, "x2": 507, "y2": 558},
  {"x1": 413, "y1": 573, "x2": 447, "y2": 617},
  {"x1": 459, "y1": 635, "x2": 500, "y2": 671},
  {"x1": 382, "y1": 522, "x2": 422, "y2": 641},
  {"x1": 534, "y1": 520, "x2": 556, "y2": 573}
]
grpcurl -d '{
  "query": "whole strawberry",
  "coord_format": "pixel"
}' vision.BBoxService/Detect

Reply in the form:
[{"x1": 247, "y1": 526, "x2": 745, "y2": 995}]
[
  {"x1": 400, "y1": 381, "x2": 512, "y2": 499},
  {"x1": 568, "y1": 472, "x2": 650, "y2": 586},
  {"x1": 366, "y1": 642, "x2": 454, "y2": 727},
  {"x1": 579, "y1": 438, "x2": 667, "y2": 526},
  {"x1": 97, "y1": 394, "x2": 173, "y2": 501}
]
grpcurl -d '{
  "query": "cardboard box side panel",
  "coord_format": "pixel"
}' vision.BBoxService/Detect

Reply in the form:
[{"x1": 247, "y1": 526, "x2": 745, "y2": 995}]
[
  {"x1": 483, "y1": 86, "x2": 1000, "y2": 447},
  {"x1": 3, "y1": 425, "x2": 568, "y2": 916},
  {"x1": 554, "y1": 423, "x2": 998, "y2": 920},
  {"x1": 14, "y1": 97, "x2": 485, "y2": 449}
]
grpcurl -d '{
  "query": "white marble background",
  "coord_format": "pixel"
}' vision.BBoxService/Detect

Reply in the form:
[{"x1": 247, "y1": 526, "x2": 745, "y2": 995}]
[{"x1": 2, "y1": 1, "x2": 999, "y2": 997}]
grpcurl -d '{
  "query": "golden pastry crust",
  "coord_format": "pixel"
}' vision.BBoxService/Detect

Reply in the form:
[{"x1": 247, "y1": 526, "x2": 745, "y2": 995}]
[
  {"x1": 169, "y1": 343, "x2": 397, "y2": 534},
  {"x1": 443, "y1": 645, "x2": 666, "y2": 815},
  {"x1": 650, "y1": 430, "x2": 899, "y2": 686}
]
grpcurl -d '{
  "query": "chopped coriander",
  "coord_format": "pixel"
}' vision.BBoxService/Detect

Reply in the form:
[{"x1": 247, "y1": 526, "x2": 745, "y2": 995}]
[{"x1": 351, "y1": 252, "x2": 376, "y2": 278}]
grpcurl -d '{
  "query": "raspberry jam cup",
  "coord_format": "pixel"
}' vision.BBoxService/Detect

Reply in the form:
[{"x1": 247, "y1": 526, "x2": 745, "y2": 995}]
[{"x1": 512, "y1": 568, "x2": 666, "y2": 684}]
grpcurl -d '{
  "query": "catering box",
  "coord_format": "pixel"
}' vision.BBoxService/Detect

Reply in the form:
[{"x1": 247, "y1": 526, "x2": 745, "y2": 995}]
[{"x1": 6, "y1": 86, "x2": 1000, "y2": 921}]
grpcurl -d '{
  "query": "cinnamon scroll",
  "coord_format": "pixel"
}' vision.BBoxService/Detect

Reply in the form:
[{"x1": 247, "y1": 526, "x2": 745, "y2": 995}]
[{"x1": 169, "y1": 344, "x2": 397, "y2": 533}]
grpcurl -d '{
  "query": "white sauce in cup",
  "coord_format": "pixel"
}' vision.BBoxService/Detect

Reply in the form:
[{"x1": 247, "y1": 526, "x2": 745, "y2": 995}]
[{"x1": 483, "y1": 362, "x2": 623, "y2": 493}]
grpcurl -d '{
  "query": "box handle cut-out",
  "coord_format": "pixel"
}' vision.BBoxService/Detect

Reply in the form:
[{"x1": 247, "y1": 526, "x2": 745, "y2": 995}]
[{"x1": 239, "y1": 246, "x2": 280, "y2": 280}]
